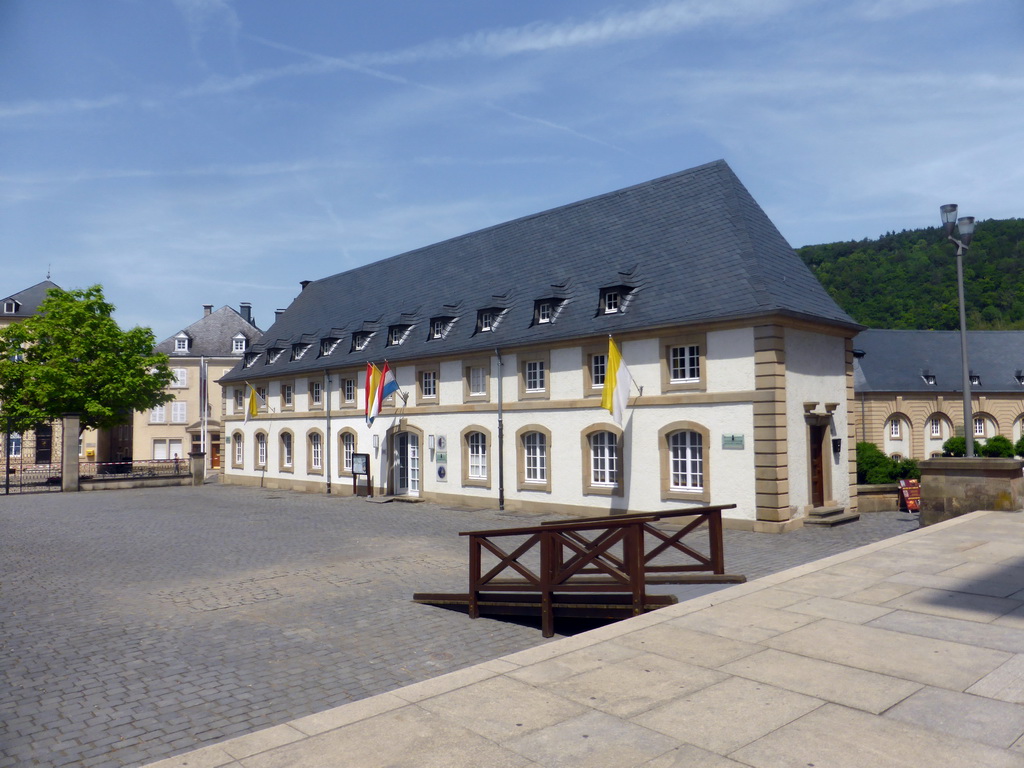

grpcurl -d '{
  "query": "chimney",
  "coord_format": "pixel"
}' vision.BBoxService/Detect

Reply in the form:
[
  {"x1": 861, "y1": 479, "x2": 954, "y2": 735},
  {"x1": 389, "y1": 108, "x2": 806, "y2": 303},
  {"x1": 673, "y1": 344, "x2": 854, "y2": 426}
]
[
  {"x1": 300, "y1": 280, "x2": 311, "y2": 291},
  {"x1": 275, "y1": 308, "x2": 286, "y2": 321},
  {"x1": 203, "y1": 304, "x2": 213, "y2": 316},
  {"x1": 240, "y1": 302, "x2": 252, "y2": 324}
]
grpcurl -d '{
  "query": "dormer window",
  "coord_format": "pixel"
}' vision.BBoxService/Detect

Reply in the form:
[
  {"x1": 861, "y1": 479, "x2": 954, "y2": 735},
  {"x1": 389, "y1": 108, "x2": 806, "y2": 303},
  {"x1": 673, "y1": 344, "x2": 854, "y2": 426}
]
[
  {"x1": 538, "y1": 302, "x2": 552, "y2": 323},
  {"x1": 970, "y1": 374, "x2": 980, "y2": 386},
  {"x1": 1016, "y1": 370, "x2": 1024, "y2": 386},
  {"x1": 429, "y1": 317, "x2": 454, "y2": 340},
  {"x1": 290, "y1": 343, "x2": 311, "y2": 361},
  {"x1": 174, "y1": 334, "x2": 190, "y2": 352},
  {"x1": 232, "y1": 336, "x2": 247, "y2": 354},
  {"x1": 267, "y1": 347, "x2": 285, "y2": 364},
  {"x1": 476, "y1": 309, "x2": 503, "y2": 334},
  {"x1": 388, "y1": 325, "x2": 412, "y2": 346},
  {"x1": 921, "y1": 371, "x2": 936, "y2": 386},
  {"x1": 320, "y1": 337, "x2": 341, "y2": 356},
  {"x1": 244, "y1": 352, "x2": 259, "y2": 368},
  {"x1": 600, "y1": 285, "x2": 635, "y2": 315},
  {"x1": 3, "y1": 300, "x2": 18, "y2": 314},
  {"x1": 352, "y1": 332, "x2": 373, "y2": 352}
]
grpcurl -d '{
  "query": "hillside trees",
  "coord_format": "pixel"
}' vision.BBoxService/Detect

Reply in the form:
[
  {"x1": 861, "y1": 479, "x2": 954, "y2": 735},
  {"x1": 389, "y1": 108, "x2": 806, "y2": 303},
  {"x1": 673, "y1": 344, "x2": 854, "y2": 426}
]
[{"x1": 798, "y1": 218, "x2": 1024, "y2": 329}]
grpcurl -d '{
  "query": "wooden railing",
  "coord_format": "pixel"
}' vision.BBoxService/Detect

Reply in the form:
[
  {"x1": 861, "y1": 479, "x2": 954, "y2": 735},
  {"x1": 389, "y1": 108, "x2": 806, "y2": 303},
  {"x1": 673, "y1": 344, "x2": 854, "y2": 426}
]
[{"x1": 414, "y1": 504, "x2": 743, "y2": 637}]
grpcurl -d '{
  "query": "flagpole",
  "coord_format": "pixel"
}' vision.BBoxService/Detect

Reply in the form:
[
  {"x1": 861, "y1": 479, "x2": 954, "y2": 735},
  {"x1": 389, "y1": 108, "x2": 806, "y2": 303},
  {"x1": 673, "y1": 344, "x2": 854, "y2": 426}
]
[{"x1": 200, "y1": 356, "x2": 208, "y2": 469}]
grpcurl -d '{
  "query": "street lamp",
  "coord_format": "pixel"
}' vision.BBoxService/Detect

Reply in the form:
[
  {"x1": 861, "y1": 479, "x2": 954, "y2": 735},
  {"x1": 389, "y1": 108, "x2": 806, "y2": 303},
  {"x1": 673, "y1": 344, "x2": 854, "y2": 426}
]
[{"x1": 940, "y1": 204, "x2": 976, "y2": 457}]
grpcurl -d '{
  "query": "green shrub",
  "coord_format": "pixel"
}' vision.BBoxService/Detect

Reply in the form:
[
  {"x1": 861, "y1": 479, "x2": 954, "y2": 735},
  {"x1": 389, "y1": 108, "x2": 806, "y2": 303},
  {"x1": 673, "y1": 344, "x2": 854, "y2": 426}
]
[
  {"x1": 856, "y1": 442, "x2": 919, "y2": 483},
  {"x1": 981, "y1": 435, "x2": 1015, "y2": 458},
  {"x1": 1015, "y1": 434, "x2": 1024, "y2": 458},
  {"x1": 942, "y1": 436, "x2": 984, "y2": 456}
]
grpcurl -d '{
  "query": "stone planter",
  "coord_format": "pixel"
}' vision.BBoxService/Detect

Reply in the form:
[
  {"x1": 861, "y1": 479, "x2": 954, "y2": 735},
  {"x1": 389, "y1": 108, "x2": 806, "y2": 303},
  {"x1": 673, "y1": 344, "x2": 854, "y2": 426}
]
[{"x1": 918, "y1": 457, "x2": 1024, "y2": 527}]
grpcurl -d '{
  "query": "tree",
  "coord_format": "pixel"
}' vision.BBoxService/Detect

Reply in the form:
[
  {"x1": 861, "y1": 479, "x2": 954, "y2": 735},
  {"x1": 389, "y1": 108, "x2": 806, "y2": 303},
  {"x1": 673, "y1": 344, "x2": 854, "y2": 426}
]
[{"x1": 0, "y1": 285, "x2": 173, "y2": 433}]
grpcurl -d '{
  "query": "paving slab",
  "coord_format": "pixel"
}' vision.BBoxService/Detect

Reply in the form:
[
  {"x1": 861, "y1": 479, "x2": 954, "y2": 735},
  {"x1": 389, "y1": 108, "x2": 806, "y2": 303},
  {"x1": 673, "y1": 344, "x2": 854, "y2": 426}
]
[
  {"x1": 968, "y1": 655, "x2": 1024, "y2": 703},
  {"x1": 869, "y1": 610, "x2": 1024, "y2": 654},
  {"x1": 884, "y1": 686, "x2": 1024, "y2": 748},
  {"x1": 782, "y1": 594, "x2": 894, "y2": 624},
  {"x1": 731, "y1": 702, "x2": 1024, "y2": 768},
  {"x1": 719, "y1": 648, "x2": 921, "y2": 714},
  {"x1": 766, "y1": 617, "x2": 1012, "y2": 690}
]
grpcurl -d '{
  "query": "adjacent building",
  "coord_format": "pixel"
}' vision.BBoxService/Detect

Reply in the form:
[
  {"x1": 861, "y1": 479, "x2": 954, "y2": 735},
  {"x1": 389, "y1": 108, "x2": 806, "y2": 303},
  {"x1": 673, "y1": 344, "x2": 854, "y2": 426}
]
[
  {"x1": 219, "y1": 160, "x2": 862, "y2": 531},
  {"x1": 134, "y1": 304, "x2": 263, "y2": 469},
  {"x1": 854, "y1": 329, "x2": 1024, "y2": 459}
]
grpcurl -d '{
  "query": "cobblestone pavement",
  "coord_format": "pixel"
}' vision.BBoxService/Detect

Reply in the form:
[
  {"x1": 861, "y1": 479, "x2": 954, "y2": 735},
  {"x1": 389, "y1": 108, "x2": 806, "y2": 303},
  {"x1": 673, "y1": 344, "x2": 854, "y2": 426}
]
[{"x1": 0, "y1": 485, "x2": 918, "y2": 767}]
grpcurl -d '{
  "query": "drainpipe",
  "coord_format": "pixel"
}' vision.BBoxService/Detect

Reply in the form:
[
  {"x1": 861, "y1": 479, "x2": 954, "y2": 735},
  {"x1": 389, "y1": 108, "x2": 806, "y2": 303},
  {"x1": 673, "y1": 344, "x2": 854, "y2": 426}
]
[
  {"x1": 495, "y1": 348, "x2": 504, "y2": 511},
  {"x1": 325, "y1": 371, "x2": 332, "y2": 495}
]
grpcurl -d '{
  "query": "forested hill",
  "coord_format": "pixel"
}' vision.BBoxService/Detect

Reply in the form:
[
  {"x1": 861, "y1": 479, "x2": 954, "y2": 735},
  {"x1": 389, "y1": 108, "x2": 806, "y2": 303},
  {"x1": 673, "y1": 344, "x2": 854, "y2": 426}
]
[{"x1": 796, "y1": 218, "x2": 1024, "y2": 330}]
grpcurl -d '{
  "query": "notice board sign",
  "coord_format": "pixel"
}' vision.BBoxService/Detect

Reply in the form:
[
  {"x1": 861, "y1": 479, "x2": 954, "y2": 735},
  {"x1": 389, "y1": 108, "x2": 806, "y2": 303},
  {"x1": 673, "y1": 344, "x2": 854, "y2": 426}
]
[{"x1": 898, "y1": 479, "x2": 920, "y2": 512}]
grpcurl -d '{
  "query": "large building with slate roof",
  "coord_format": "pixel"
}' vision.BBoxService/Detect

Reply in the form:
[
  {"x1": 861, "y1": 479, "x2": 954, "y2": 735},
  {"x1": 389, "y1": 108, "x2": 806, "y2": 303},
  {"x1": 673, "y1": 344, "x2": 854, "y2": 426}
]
[
  {"x1": 134, "y1": 304, "x2": 262, "y2": 470},
  {"x1": 220, "y1": 160, "x2": 863, "y2": 530},
  {"x1": 854, "y1": 329, "x2": 1024, "y2": 459}
]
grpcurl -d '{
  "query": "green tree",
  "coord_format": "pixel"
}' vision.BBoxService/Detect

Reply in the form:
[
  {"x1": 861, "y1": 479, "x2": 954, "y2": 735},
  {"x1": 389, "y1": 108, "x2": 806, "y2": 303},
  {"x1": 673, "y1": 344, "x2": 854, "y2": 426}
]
[
  {"x1": 0, "y1": 285, "x2": 173, "y2": 433},
  {"x1": 981, "y1": 435, "x2": 1015, "y2": 458}
]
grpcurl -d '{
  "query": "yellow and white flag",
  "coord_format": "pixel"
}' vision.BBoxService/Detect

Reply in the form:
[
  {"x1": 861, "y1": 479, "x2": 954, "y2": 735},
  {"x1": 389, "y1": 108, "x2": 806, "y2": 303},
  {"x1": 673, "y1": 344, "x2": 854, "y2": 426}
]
[{"x1": 600, "y1": 336, "x2": 634, "y2": 426}]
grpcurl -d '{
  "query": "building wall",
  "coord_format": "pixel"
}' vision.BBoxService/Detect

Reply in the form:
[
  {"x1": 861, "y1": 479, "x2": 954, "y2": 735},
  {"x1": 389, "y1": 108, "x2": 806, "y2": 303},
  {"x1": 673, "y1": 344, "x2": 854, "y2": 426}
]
[
  {"x1": 132, "y1": 358, "x2": 237, "y2": 468},
  {"x1": 222, "y1": 320, "x2": 854, "y2": 528},
  {"x1": 857, "y1": 390, "x2": 1024, "y2": 460}
]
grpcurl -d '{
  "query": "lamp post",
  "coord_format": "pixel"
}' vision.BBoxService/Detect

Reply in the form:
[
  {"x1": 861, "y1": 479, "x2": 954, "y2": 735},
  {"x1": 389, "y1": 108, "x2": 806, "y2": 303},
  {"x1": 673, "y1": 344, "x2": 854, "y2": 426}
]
[{"x1": 940, "y1": 204, "x2": 976, "y2": 457}]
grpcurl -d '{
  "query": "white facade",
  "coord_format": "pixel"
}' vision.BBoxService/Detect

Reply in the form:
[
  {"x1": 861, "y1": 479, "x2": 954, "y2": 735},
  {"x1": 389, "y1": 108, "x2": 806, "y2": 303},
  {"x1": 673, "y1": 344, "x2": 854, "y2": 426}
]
[{"x1": 222, "y1": 323, "x2": 855, "y2": 529}]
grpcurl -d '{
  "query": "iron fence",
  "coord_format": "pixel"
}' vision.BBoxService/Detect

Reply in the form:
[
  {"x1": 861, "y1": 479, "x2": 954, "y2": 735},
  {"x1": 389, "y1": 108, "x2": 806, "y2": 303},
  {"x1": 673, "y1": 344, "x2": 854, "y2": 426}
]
[{"x1": 80, "y1": 459, "x2": 190, "y2": 480}]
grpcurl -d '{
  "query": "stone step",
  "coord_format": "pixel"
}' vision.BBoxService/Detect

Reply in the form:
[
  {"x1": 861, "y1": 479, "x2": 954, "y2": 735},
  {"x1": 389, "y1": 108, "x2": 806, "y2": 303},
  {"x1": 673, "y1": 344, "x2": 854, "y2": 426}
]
[
  {"x1": 804, "y1": 510, "x2": 861, "y2": 526},
  {"x1": 807, "y1": 505, "x2": 846, "y2": 518}
]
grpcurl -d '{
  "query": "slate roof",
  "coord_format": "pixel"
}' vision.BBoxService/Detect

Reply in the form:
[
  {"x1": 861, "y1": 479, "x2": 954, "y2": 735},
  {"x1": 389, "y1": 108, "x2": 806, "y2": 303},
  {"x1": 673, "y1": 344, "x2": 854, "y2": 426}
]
[
  {"x1": 854, "y1": 329, "x2": 1024, "y2": 393},
  {"x1": 157, "y1": 306, "x2": 263, "y2": 358},
  {"x1": 222, "y1": 160, "x2": 858, "y2": 383},
  {"x1": 1, "y1": 280, "x2": 60, "y2": 319}
]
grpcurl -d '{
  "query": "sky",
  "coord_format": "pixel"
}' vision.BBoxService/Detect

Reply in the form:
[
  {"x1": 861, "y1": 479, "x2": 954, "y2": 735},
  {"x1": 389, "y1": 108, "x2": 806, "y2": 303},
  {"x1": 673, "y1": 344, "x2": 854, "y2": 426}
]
[{"x1": 1, "y1": 0, "x2": 1021, "y2": 342}]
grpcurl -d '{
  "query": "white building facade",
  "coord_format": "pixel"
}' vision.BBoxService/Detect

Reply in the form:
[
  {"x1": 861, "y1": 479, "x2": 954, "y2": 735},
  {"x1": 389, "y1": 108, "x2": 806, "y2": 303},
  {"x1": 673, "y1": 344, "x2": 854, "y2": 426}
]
[{"x1": 220, "y1": 161, "x2": 860, "y2": 531}]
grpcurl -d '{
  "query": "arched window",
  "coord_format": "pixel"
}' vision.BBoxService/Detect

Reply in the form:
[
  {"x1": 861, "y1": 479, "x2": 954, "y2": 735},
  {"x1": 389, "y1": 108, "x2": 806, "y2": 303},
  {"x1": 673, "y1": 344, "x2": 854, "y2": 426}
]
[
  {"x1": 590, "y1": 431, "x2": 617, "y2": 486},
  {"x1": 339, "y1": 430, "x2": 356, "y2": 474},
  {"x1": 232, "y1": 432, "x2": 244, "y2": 467},
  {"x1": 524, "y1": 432, "x2": 546, "y2": 483},
  {"x1": 460, "y1": 426, "x2": 491, "y2": 488},
  {"x1": 255, "y1": 432, "x2": 267, "y2": 467},
  {"x1": 468, "y1": 432, "x2": 487, "y2": 479},
  {"x1": 308, "y1": 431, "x2": 323, "y2": 472},
  {"x1": 280, "y1": 431, "x2": 293, "y2": 470},
  {"x1": 669, "y1": 430, "x2": 703, "y2": 491}
]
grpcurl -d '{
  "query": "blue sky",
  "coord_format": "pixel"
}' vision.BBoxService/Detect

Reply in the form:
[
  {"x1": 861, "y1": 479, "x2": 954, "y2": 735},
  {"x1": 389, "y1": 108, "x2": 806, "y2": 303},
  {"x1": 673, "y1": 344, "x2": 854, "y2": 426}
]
[{"x1": 1, "y1": 0, "x2": 1020, "y2": 341}]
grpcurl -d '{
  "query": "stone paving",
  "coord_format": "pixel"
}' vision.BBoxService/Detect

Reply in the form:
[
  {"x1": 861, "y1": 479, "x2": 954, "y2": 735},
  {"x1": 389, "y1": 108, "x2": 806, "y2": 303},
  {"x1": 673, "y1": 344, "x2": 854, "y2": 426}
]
[{"x1": 0, "y1": 485, "x2": 917, "y2": 767}]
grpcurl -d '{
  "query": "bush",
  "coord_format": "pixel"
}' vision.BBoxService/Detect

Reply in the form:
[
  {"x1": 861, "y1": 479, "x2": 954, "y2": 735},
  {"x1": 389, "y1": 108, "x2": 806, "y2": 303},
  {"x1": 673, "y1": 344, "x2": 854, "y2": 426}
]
[
  {"x1": 981, "y1": 435, "x2": 1015, "y2": 458},
  {"x1": 1015, "y1": 434, "x2": 1024, "y2": 458},
  {"x1": 856, "y1": 442, "x2": 920, "y2": 484},
  {"x1": 942, "y1": 436, "x2": 984, "y2": 457}
]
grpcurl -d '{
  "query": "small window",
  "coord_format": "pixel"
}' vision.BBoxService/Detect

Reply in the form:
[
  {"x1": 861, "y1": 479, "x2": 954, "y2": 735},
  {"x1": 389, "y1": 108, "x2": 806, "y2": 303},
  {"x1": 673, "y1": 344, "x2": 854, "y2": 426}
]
[
  {"x1": 256, "y1": 386, "x2": 267, "y2": 410},
  {"x1": 174, "y1": 337, "x2": 189, "y2": 352},
  {"x1": 171, "y1": 401, "x2": 187, "y2": 423},
  {"x1": 343, "y1": 378, "x2": 355, "y2": 403},
  {"x1": 171, "y1": 368, "x2": 187, "y2": 388},
  {"x1": 421, "y1": 370, "x2": 437, "y2": 399},
  {"x1": 341, "y1": 432, "x2": 355, "y2": 473},
  {"x1": 469, "y1": 366, "x2": 487, "y2": 396},
  {"x1": 479, "y1": 311, "x2": 495, "y2": 332},
  {"x1": 244, "y1": 352, "x2": 259, "y2": 368},
  {"x1": 291, "y1": 344, "x2": 310, "y2": 361},
  {"x1": 256, "y1": 433, "x2": 267, "y2": 466},
  {"x1": 430, "y1": 317, "x2": 454, "y2": 340},
  {"x1": 891, "y1": 453, "x2": 903, "y2": 462},
  {"x1": 320, "y1": 337, "x2": 341, "y2": 356},
  {"x1": 669, "y1": 431, "x2": 703, "y2": 491},
  {"x1": 282, "y1": 384, "x2": 294, "y2": 407},
  {"x1": 233, "y1": 337, "x2": 247, "y2": 353},
  {"x1": 7, "y1": 432, "x2": 22, "y2": 457},
  {"x1": 889, "y1": 419, "x2": 901, "y2": 439},
  {"x1": 468, "y1": 432, "x2": 487, "y2": 479},
  {"x1": 310, "y1": 381, "x2": 323, "y2": 407},
  {"x1": 233, "y1": 433, "x2": 244, "y2": 466},
  {"x1": 352, "y1": 333, "x2": 372, "y2": 352},
  {"x1": 970, "y1": 374, "x2": 981, "y2": 386},
  {"x1": 538, "y1": 302, "x2": 552, "y2": 323},
  {"x1": 974, "y1": 417, "x2": 985, "y2": 437},
  {"x1": 234, "y1": 389, "x2": 244, "y2": 410},
  {"x1": 3, "y1": 300, "x2": 17, "y2": 314},
  {"x1": 388, "y1": 326, "x2": 411, "y2": 346},
  {"x1": 525, "y1": 360, "x2": 545, "y2": 392},
  {"x1": 670, "y1": 345, "x2": 700, "y2": 383},
  {"x1": 267, "y1": 348, "x2": 285, "y2": 363},
  {"x1": 921, "y1": 373, "x2": 936, "y2": 386},
  {"x1": 930, "y1": 418, "x2": 942, "y2": 437},
  {"x1": 590, "y1": 431, "x2": 618, "y2": 487},
  {"x1": 591, "y1": 354, "x2": 606, "y2": 388},
  {"x1": 150, "y1": 404, "x2": 166, "y2": 423}
]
